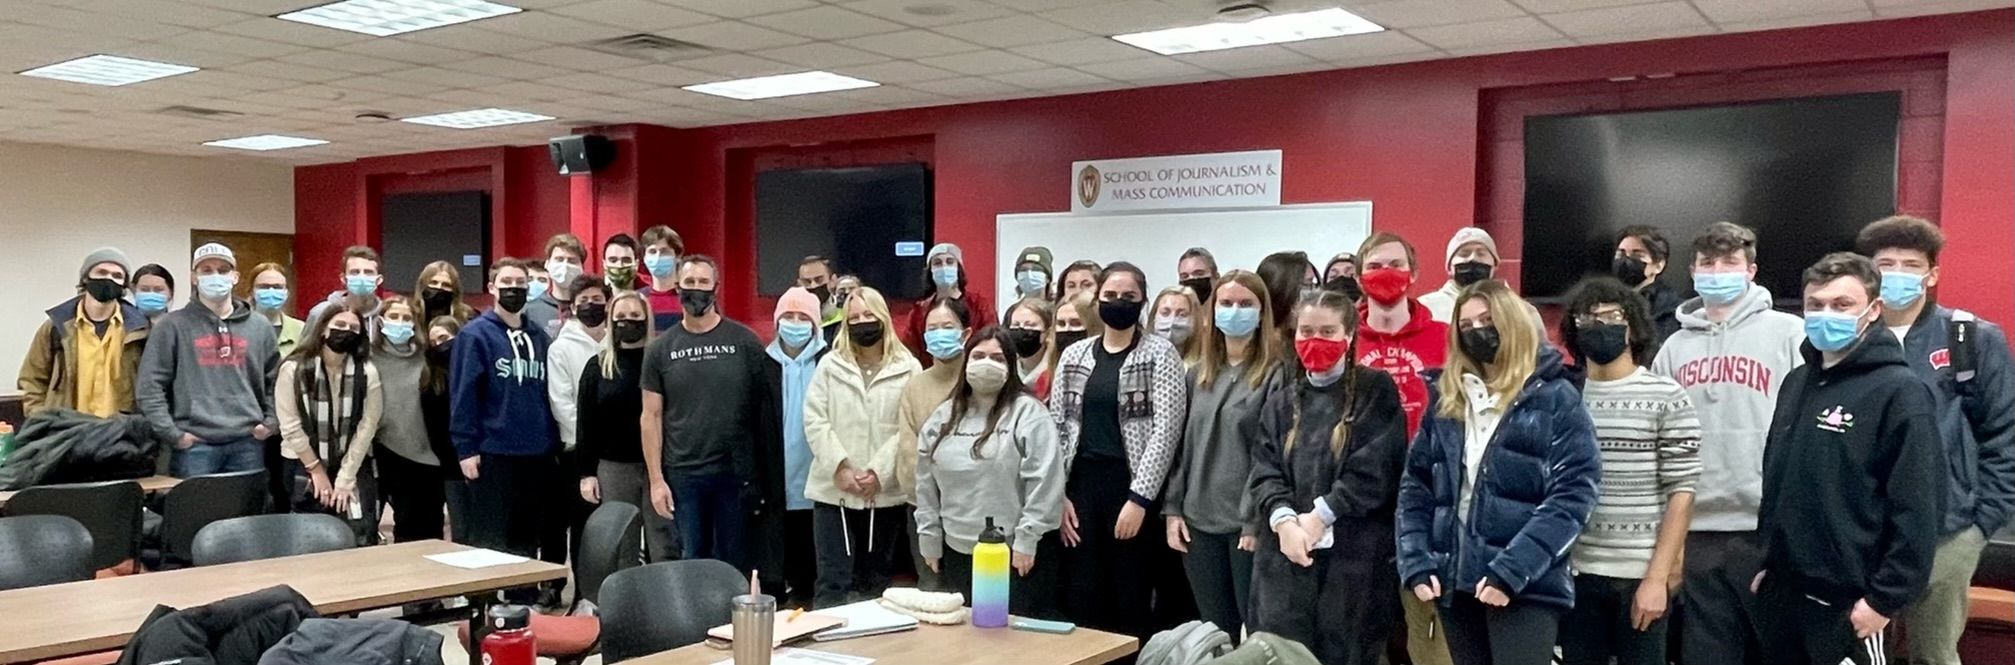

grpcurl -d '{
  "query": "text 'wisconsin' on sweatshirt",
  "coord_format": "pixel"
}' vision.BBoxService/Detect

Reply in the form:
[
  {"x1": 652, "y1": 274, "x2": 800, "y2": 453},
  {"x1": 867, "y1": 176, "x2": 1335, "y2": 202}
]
[{"x1": 448, "y1": 309, "x2": 557, "y2": 459}]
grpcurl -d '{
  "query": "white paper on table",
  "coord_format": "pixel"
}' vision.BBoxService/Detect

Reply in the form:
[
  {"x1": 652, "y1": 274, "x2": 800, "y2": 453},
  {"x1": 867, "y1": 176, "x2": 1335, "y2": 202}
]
[
  {"x1": 424, "y1": 548, "x2": 530, "y2": 569},
  {"x1": 711, "y1": 648, "x2": 875, "y2": 665}
]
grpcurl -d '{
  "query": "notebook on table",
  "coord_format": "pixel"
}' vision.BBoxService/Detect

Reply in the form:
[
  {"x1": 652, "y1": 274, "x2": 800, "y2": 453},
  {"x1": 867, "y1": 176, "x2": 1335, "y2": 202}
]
[
  {"x1": 811, "y1": 600, "x2": 920, "y2": 641},
  {"x1": 707, "y1": 612, "x2": 847, "y2": 647}
]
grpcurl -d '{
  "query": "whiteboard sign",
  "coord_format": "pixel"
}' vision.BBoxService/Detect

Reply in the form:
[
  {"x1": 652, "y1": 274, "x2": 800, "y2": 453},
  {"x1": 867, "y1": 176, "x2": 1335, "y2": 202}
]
[{"x1": 1071, "y1": 149, "x2": 1282, "y2": 212}]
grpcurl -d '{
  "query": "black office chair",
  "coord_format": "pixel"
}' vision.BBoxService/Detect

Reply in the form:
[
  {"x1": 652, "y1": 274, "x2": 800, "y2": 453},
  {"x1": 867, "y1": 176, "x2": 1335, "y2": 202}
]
[
  {"x1": 158, "y1": 470, "x2": 268, "y2": 567},
  {"x1": 4, "y1": 479, "x2": 143, "y2": 572},
  {"x1": 0, "y1": 514, "x2": 94, "y2": 590},
  {"x1": 576, "y1": 501, "x2": 643, "y2": 608},
  {"x1": 190, "y1": 513, "x2": 355, "y2": 566},
  {"x1": 598, "y1": 559, "x2": 747, "y2": 663}
]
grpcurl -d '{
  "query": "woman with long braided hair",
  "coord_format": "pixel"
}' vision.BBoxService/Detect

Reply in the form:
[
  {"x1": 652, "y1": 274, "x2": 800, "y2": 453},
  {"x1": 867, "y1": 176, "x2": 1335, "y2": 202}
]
[{"x1": 1249, "y1": 287, "x2": 1410, "y2": 665}]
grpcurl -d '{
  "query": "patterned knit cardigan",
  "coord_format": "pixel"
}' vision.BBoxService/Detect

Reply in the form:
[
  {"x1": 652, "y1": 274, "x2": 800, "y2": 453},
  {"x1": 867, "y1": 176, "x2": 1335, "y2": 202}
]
[{"x1": 1047, "y1": 332, "x2": 1189, "y2": 504}]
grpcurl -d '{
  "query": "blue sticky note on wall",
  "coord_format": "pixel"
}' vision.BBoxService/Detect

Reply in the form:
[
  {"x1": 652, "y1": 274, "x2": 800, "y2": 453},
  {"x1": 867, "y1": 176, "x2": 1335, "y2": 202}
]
[
  {"x1": 893, "y1": 241, "x2": 926, "y2": 257},
  {"x1": 462, "y1": 254, "x2": 482, "y2": 267}
]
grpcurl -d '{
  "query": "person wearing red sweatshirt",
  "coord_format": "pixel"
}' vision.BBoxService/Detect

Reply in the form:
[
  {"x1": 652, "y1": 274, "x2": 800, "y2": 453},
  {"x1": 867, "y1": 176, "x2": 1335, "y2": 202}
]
[{"x1": 1349, "y1": 231, "x2": 1451, "y2": 665}]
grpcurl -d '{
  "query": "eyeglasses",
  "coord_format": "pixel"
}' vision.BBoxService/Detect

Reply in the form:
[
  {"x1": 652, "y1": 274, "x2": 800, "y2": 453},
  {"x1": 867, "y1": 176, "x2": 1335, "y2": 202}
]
[{"x1": 1573, "y1": 310, "x2": 1628, "y2": 327}]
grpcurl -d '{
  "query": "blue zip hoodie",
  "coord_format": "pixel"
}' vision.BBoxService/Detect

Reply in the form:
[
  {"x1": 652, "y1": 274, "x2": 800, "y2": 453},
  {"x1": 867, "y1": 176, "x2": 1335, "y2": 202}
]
[
  {"x1": 767, "y1": 331, "x2": 829, "y2": 511},
  {"x1": 449, "y1": 309, "x2": 556, "y2": 459}
]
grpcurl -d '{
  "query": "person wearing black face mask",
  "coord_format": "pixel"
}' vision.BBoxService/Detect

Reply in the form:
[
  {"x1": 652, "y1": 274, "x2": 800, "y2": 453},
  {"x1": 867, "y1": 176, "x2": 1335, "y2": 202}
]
[
  {"x1": 22, "y1": 247, "x2": 151, "y2": 419},
  {"x1": 1047, "y1": 262, "x2": 1191, "y2": 641},
  {"x1": 542, "y1": 275, "x2": 611, "y2": 604},
  {"x1": 276, "y1": 304, "x2": 384, "y2": 542},
  {"x1": 1555, "y1": 278, "x2": 1701, "y2": 665},
  {"x1": 641, "y1": 254, "x2": 786, "y2": 587},
  {"x1": 577, "y1": 291, "x2": 680, "y2": 565},
  {"x1": 1612, "y1": 225, "x2": 1680, "y2": 344},
  {"x1": 1004, "y1": 298, "x2": 1056, "y2": 399},
  {"x1": 414, "y1": 260, "x2": 475, "y2": 328},
  {"x1": 1177, "y1": 247, "x2": 1219, "y2": 303},
  {"x1": 1419, "y1": 227, "x2": 1502, "y2": 325}
]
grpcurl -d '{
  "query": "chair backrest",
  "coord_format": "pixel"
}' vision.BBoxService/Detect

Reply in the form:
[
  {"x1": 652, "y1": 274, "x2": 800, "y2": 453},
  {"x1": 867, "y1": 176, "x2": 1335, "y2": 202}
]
[
  {"x1": 3, "y1": 479, "x2": 143, "y2": 570},
  {"x1": 191, "y1": 513, "x2": 354, "y2": 566},
  {"x1": 0, "y1": 514, "x2": 94, "y2": 590},
  {"x1": 599, "y1": 559, "x2": 747, "y2": 663},
  {"x1": 575, "y1": 501, "x2": 642, "y2": 606},
  {"x1": 160, "y1": 470, "x2": 267, "y2": 563}
]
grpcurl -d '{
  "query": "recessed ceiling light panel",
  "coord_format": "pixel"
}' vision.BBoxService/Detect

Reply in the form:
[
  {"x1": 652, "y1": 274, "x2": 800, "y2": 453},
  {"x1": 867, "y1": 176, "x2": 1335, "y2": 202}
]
[
  {"x1": 1111, "y1": 8, "x2": 1384, "y2": 56},
  {"x1": 277, "y1": 0, "x2": 523, "y2": 37},
  {"x1": 18, "y1": 55, "x2": 199, "y2": 87},
  {"x1": 203, "y1": 134, "x2": 331, "y2": 151},
  {"x1": 401, "y1": 107, "x2": 555, "y2": 129},
  {"x1": 683, "y1": 71, "x2": 880, "y2": 101}
]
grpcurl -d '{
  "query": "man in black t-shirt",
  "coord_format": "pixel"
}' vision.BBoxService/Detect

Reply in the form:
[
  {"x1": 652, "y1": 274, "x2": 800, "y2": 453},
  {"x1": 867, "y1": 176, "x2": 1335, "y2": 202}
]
[{"x1": 642, "y1": 255, "x2": 783, "y2": 572}]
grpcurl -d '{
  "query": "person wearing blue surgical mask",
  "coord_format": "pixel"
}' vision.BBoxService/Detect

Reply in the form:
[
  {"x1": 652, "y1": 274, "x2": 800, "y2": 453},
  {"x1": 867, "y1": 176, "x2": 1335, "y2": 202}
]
[
  {"x1": 131, "y1": 263, "x2": 176, "y2": 321},
  {"x1": 137, "y1": 242, "x2": 282, "y2": 478},
  {"x1": 369, "y1": 296, "x2": 447, "y2": 545},
  {"x1": 768, "y1": 287, "x2": 831, "y2": 607},
  {"x1": 249, "y1": 262, "x2": 305, "y2": 358},
  {"x1": 902, "y1": 243, "x2": 995, "y2": 365},
  {"x1": 309, "y1": 245, "x2": 384, "y2": 329},
  {"x1": 1855, "y1": 216, "x2": 2015, "y2": 665}
]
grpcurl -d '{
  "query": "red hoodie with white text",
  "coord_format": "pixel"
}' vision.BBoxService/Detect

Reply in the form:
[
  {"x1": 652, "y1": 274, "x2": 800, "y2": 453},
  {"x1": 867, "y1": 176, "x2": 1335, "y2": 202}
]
[{"x1": 1356, "y1": 299, "x2": 1449, "y2": 440}]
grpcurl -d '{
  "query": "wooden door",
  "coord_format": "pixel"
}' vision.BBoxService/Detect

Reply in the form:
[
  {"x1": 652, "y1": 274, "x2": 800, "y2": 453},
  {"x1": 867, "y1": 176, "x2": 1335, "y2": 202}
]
[{"x1": 190, "y1": 230, "x2": 295, "y2": 300}]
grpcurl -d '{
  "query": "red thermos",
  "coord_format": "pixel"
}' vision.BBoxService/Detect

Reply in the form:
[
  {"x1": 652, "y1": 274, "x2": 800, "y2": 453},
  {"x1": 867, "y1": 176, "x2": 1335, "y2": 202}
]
[{"x1": 480, "y1": 605, "x2": 535, "y2": 665}]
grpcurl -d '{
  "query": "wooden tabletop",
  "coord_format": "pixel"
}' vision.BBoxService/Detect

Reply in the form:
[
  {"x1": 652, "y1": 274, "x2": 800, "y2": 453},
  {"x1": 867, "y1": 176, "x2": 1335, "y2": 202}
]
[
  {"x1": 626, "y1": 621, "x2": 1139, "y2": 665},
  {"x1": 0, "y1": 475, "x2": 182, "y2": 506},
  {"x1": 0, "y1": 540, "x2": 566, "y2": 663}
]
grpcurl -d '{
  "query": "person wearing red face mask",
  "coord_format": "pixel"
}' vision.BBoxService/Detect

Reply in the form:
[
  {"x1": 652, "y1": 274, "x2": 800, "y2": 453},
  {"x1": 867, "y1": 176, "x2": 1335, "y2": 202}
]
[{"x1": 1346, "y1": 231, "x2": 1453, "y2": 665}]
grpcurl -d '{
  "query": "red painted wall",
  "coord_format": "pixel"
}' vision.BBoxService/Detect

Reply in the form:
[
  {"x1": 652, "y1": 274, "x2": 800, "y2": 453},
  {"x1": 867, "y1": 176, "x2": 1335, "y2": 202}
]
[{"x1": 298, "y1": 11, "x2": 2014, "y2": 329}]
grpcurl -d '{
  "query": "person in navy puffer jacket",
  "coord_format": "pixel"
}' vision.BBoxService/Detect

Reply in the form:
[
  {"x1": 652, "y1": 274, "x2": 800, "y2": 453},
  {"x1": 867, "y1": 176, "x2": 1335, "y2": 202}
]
[{"x1": 1395, "y1": 281, "x2": 1601, "y2": 665}]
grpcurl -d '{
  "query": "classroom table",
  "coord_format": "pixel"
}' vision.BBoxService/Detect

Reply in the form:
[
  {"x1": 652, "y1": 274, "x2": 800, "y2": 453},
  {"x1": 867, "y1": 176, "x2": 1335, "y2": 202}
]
[
  {"x1": 0, "y1": 539, "x2": 565, "y2": 664},
  {"x1": 0, "y1": 474, "x2": 181, "y2": 507},
  {"x1": 626, "y1": 620, "x2": 1139, "y2": 665}
]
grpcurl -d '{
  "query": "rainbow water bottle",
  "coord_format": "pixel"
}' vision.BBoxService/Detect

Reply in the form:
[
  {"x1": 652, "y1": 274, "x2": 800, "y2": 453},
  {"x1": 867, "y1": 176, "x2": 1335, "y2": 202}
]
[{"x1": 972, "y1": 517, "x2": 1011, "y2": 628}]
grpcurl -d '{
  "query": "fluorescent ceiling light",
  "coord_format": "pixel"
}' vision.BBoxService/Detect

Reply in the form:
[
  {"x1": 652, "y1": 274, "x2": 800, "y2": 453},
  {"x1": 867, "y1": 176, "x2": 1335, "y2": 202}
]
[
  {"x1": 683, "y1": 71, "x2": 879, "y2": 101},
  {"x1": 17, "y1": 54, "x2": 198, "y2": 87},
  {"x1": 277, "y1": 0, "x2": 522, "y2": 37},
  {"x1": 203, "y1": 135, "x2": 330, "y2": 151},
  {"x1": 1111, "y1": 8, "x2": 1384, "y2": 56},
  {"x1": 401, "y1": 107, "x2": 555, "y2": 129}
]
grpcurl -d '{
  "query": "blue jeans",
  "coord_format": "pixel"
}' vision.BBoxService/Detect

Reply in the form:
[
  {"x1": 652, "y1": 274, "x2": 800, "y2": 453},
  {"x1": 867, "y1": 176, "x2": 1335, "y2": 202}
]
[
  {"x1": 671, "y1": 471, "x2": 745, "y2": 569},
  {"x1": 170, "y1": 438, "x2": 264, "y2": 478}
]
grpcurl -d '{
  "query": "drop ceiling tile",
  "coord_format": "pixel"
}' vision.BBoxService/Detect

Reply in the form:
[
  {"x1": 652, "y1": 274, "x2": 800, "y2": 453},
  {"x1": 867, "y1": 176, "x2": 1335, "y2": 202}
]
[
  {"x1": 327, "y1": 75, "x2": 445, "y2": 97},
  {"x1": 233, "y1": 89, "x2": 346, "y2": 110},
  {"x1": 1283, "y1": 31, "x2": 1439, "y2": 61},
  {"x1": 0, "y1": 23, "x2": 139, "y2": 55},
  {"x1": 1442, "y1": 37, "x2": 1577, "y2": 56},
  {"x1": 397, "y1": 27, "x2": 544, "y2": 55},
  {"x1": 331, "y1": 38, "x2": 482, "y2": 65},
  {"x1": 1006, "y1": 37, "x2": 1152, "y2": 65},
  {"x1": 548, "y1": 0, "x2": 718, "y2": 30},
  {"x1": 278, "y1": 84, "x2": 395, "y2": 106},
  {"x1": 677, "y1": 52, "x2": 803, "y2": 77},
  {"x1": 1571, "y1": 23, "x2": 1718, "y2": 45},
  {"x1": 828, "y1": 59, "x2": 963, "y2": 83},
  {"x1": 172, "y1": 69, "x2": 299, "y2": 92},
  {"x1": 477, "y1": 12, "x2": 633, "y2": 42},
  {"x1": 1542, "y1": 2, "x2": 1710, "y2": 38},
  {"x1": 602, "y1": 62, "x2": 719, "y2": 85},
  {"x1": 672, "y1": 0, "x2": 822, "y2": 18},
  {"x1": 838, "y1": 84, "x2": 950, "y2": 105},
  {"x1": 621, "y1": 86, "x2": 731, "y2": 106},
  {"x1": 383, "y1": 66, "x2": 511, "y2": 88},
  {"x1": 179, "y1": 1, "x2": 313, "y2": 16},
  {"x1": 461, "y1": 80, "x2": 583, "y2": 102},
  {"x1": 571, "y1": 94, "x2": 664, "y2": 112},
  {"x1": 932, "y1": 14, "x2": 1091, "y2": 48},
  {"x1": 112, "y1": 42, "x2": 261, "y2": 69},
  {"x1": 15, "y1": 5, "x2": 193, "y2": 41},
  {"x1": 90, "y1": 0, "x2": 256, "y2": 29},
  {"x1": 643, "y1": 105, "x2": 756, "y2": 126},
  {"x1": 1405, "y1": 15, "x2": 1564, "y2": 49},
  {"x1": 438, "y1": 56, "x2": 577, "y2": 81},
  {"x1": 985, "y1": 66, "x2": 1109, "y2": 89},
  {"x1": 745, "y1": 5, "x2": 910, "y2": 39},
  {"x1": 535, "y1": 72, "x2": 657, "y2": 94},
  {"x1": 907, "y1": 76, "x2": 1027, "y2": 96},
  {"x1": 656, "y1": 21, "x2": 814, "y2": 50},
  {"x1": 916, "y1": 49, "x2": 1049, "y2": 75},
  {"x1": 213, "y1": 17, "x2": 375, "y2": 48},
  {"x1": 838, "y1": 29, "x2": 987, "y2": 58},
  {"x1": 754, "y1": 42, "x2": 893, "y2": 68},
  {"x1": 841, "y1": 0, "x2": 1016, "y2": 27},
  {"x1": 978, "y1": 0, "x2": 1113, "y2": 7},
  {"x1": 1509, "y1": 0, "x2": 1658, "y2": 12},
  {"x1": 1035, "y1": 0, "x2": 1205, "y2": 35},
  {"x1": 425, "y1": 88, "x2": 531, "y2": 107},
  {"x1": 1173, "y1": 45, "x2": 1320, "y2": 74},
  {"x1": 1716, "y1": 9, "x2": 1877, "y2": 32},
  {"x1": 1871, "y1": 0, "x2": 2015, "y2": 17},
  {"x1": 511, "y1": 45, "x2": 651, "y2": 70},
  {"x1": 1349, "y1": 0, "x2": 1531, "y2": 29},
  {"x1": 1075, "y1": 56, "x2": 1212, "y2": 81},
  {"x1": 275, "y1": 50, "x2": 409, "y2": 74},
  {"x1": 149, "y1": 30, "x2": 309, "y2": 59}
]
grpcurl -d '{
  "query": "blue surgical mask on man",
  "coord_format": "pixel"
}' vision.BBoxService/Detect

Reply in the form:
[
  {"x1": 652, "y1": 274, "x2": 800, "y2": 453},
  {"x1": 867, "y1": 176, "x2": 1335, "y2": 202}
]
[
  {"x1": 1692, "y1": 271, "x2": 1748, "y2": 305},
  {"x1": 527, "y1": 278, "x2": 550, "y2": 303},
  {"x1": 197, "y1": 274, "x2": 233, "y2": 300},
  {"x1": 645, "y1": 254, "x2": 676, "y2": 278},
  {"x1": 777, "y1": 320, "x2": 814, "y2": 348},
  {"x1": 924, "y1": 328, "x2": 965, "y2": 360},
  {"x1": 381, "y1": 320, "x2": 416, "y2": 346},
  {"x1": 931, "y1": 265, "x2": 960, "y2": 289},
  {"x1": 134, "y1": 292, "x2": 170, "y2": 313},
  {"x1": 1879, "y1": 271, "x2": 1925, "y2": 308},
  {"x1": 345, "y1": 275, "x2": 377, "y2": 298},
  {"x1": 1805, "y1": 306, "x2": 1872, "y2": 353},
  {"x1": 1214, "y1": 304, "x2": 1261, "y2": 338},
  {"x1": 254, "y1": 288, "x2": 288, "y2": 312}
]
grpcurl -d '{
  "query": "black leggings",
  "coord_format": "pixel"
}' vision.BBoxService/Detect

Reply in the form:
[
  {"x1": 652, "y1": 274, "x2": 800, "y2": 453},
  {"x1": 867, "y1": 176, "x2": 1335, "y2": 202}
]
[
  {"x1": 1182, "y1": 529, "x2": 1253, "y2": 640},
  {"x1": 374, "y1": 447, "x2": 444, "y2": 543},
  {"x1": 811, "y1": 502, "x2": 905, "y2": 609},
  {"x1": 1437, "y1": 593, "x2": 1562, "y2": 665},
  {"x1": 1058, "y1": 456, "x2": 1158, "y2": 639}
]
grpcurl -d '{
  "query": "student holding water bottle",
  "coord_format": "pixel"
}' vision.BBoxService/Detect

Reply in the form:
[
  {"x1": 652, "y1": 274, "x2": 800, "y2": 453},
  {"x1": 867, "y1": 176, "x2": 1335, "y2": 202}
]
[{"x1": 916, "y1": 326, "x2": 1064, "y2": 617}]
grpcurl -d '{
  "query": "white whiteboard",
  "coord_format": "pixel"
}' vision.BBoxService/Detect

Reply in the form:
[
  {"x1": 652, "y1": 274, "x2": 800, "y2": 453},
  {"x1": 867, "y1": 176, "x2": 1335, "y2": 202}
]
[{"x1": 995, "y1": 202, "x2": 1373, "y2": 307}]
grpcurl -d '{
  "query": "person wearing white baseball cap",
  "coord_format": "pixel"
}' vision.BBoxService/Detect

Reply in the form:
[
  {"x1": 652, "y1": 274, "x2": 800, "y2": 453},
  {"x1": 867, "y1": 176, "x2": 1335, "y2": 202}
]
[
  {"x1": 18, "y1": 247, "x2": 151, "y2": 419},
  {"x1": 136, "y1": 242, "x2": 281, "y2": 478},
  {"x1": 1417, "y1": 227, "x2": 1501, "y2": 325}
]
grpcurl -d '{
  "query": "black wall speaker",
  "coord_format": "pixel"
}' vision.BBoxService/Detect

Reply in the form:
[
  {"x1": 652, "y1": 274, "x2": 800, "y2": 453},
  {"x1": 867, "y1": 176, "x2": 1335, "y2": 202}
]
[{"x1": 548, "y1": 134, "x2": 615, "y2": 175}]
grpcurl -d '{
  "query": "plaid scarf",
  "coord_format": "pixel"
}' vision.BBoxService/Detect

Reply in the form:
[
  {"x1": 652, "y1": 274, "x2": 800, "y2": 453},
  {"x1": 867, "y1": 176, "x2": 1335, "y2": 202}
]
[{"x1": 297, "y1": 356, "x2": 366, "y2": 464}]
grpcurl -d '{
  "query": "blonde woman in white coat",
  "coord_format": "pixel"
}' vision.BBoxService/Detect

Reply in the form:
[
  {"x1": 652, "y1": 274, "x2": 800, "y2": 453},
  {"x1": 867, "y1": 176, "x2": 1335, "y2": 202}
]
[{"x1": 804, "y1": 286, "x2": 923, "y2": 608}]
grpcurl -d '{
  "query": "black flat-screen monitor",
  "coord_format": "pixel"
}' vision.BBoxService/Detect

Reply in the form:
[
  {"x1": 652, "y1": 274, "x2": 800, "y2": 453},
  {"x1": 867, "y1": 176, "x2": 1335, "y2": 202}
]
[
  {"x1": 755, "y1": 163, "x2": 933, "y2": 299},
  {"x1": 381, "y1": 191, "x2": 489, "y2": 294},
  {"x1": 1521, "y1": 92, "x2": 1900, "y2": 304}
]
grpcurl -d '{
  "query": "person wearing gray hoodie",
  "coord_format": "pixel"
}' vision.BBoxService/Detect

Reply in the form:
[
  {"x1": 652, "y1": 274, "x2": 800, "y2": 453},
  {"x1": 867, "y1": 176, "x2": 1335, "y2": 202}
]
[
  {"x1": 1646, "y1": 222, "x2": 1804, "y2": 665},
  {"x1": 137, "y1": 243, "x2": 281, "y2": 478}
]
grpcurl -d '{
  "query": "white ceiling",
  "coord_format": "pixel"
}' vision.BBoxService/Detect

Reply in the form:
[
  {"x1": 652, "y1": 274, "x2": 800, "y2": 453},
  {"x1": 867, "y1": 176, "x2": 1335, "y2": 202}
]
[{"x1": 0, "y1": 0, "x2": 2005, "y2": 164}]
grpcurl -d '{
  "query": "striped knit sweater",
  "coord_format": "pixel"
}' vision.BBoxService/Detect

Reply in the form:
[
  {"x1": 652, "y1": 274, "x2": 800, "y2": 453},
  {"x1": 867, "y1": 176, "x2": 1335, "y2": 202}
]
[{"x1": 1572, "y1": 368, "x2": 1703, "y2": 578}]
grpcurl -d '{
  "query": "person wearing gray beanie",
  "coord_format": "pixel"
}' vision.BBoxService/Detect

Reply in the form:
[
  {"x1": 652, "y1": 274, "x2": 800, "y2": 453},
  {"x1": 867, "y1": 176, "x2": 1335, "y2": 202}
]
[
  {"x1": 78, "y1": 247, "x2": 131, "y2": 284},
  {"x1": 19, "y1": 246, "x2": 150, "y2": 418}
]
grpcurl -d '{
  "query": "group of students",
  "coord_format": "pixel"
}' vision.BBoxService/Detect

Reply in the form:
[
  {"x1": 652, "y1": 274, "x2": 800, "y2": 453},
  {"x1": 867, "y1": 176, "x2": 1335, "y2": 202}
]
[{"x1": 17, "y1": 214, "x2": 2011, "y2": 665}]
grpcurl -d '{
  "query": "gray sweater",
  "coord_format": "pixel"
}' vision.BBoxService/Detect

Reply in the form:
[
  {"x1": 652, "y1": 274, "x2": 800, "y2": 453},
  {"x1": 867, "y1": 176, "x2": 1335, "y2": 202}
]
[
  {"x1": 371, "y1": 341, "x2": 437, "y2": 465},
  {"x1": 135, "y1": 299, "x2": 279, "y2": 443},
  {"x1": 1166, "y1": 362, "x2": 1286, "y2": 535},
  {"x1": 915, "y1": 393, "x2": 1064, "y2": 558}
]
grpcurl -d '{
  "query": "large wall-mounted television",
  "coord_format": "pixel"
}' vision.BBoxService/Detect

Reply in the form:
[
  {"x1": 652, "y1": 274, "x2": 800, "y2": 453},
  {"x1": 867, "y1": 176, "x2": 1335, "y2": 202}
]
[
  {"x1": 1521, "y1": 92, "x2": 1901, "y2": 304},
  {"x1": 381, "y1": 191, "x2": 489, "y2": 294},
  {"x1": 755, "y1": 163, "x2": 933, "y2": 300}
]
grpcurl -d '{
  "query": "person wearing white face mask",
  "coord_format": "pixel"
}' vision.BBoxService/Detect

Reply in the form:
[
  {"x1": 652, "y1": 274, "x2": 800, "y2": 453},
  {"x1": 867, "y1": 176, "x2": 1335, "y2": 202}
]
[
  {"x1": 1150, "y1": 287, "x2": 1206, "y2": 368},
  {"x1": 916, "y1": 326, "x2": 1065, "y2": 619},
  {"x1": 1854, "y1": 216, "x2": 2014, "y2": 665},
  {"x1": 524, "y1": 233, "x2": 586, "y2": 342},
  {"x1": 1752, "y1": 252, "x2": 1943, "y2": 665},
  {"x1": 1647, "y1": 221, "x2": 1805, "y2": 665},
  {"x1": 137, "y1": 243, "x2": 281, "y2": 478}
]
